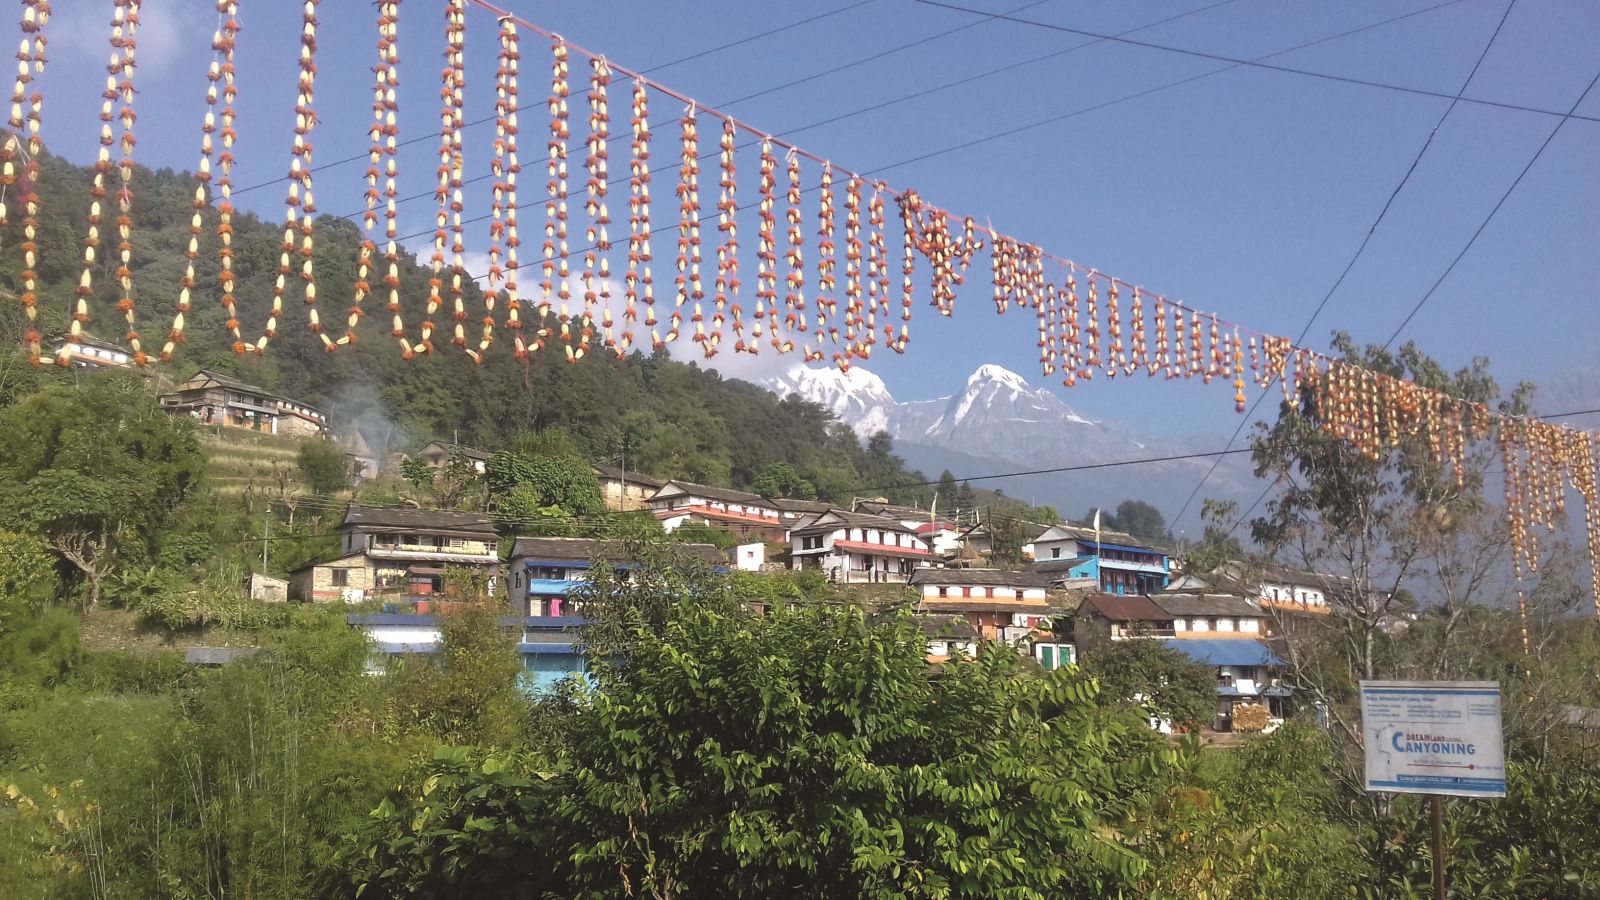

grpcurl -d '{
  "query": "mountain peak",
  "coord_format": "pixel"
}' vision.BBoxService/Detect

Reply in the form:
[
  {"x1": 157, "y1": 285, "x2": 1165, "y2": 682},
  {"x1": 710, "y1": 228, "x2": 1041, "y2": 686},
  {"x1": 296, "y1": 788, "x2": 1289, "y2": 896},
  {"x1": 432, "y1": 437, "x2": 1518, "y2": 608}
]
[{"x1": 967, "y1": 364, "x2": 1031, "y2": 391}]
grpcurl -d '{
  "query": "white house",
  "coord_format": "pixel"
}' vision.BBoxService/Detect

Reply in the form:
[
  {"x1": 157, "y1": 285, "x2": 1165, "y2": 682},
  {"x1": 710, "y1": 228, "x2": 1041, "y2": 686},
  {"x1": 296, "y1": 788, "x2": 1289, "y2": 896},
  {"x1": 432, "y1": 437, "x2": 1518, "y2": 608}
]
[
  {"x1": 1150, "y1": 592, "x2": 1266, "y2": 638},
  {"x1": 788, "y1": 509, "x2": 931, "y2": 583},
  {"x1": 289, "y1": 506, "x2": 500, "y2": 603},
  {"x1": 647, "y1": 480, "x2": 787, "y2": 542}
]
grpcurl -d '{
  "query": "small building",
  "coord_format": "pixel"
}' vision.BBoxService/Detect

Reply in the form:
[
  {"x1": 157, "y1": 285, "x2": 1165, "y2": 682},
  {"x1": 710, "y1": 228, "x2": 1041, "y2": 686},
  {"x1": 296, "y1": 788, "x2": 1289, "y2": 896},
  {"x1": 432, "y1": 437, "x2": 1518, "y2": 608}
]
[
  {"x1": 1031, "y1": 523, "x2": 1170, "y2": 595},
  {"x1": 348, "y1": 612, "x2": 588, "y2": 693},
  {"x1": 918, "y1": 615, "x2": 979, "y2": 664},
  {"x1": 247, "y1": 573, "x2": 289, "y2": 602},
  {"x1": 1160, "y1": 638, "x2": 1290, "y2": 732},
  {"x1": 417, "y1": 441, "x2": 492, "y2": 474},
  {"x1": 160, "y1": 369, "x2": 328, "y2": 437},
  {"x1": 51, "y1": 334, "x2": 137, "y2": 371},
  {"x1": 731, "y1": 542, "x2": 767, "y2": 572},
  {"x1": 591, "y1": 463, "x2": 663, "y2": 511},
  {"x1": 1151, "y1": 592, "x2": 1267, "y2": 639},
  {"x1": 647, "y1": 480, "x2": 787, "y2": 543},
  {"x1": 772, "y1": 497, "x2": 835, "y2": 530},
  {"x1": 506, "y1": 535, "x2": 725, "y2": 616},
  {"x1": 909, "y1": 567, "x2": 1054, "y2": 644},
  {"x1": 288, "y1": 506, "x2": 500, "y2": 603},
  {"x1": 788, "y1": 509, "x2": 931, "y2": 583},
  {"x1": 1072, "y1": 592, "x2": 1175, "y2": 644}
]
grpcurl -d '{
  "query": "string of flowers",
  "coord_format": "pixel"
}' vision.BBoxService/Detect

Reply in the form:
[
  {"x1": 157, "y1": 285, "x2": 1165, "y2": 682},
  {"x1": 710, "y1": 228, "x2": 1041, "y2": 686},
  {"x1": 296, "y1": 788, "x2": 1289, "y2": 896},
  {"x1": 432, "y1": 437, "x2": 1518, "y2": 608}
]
[
  {"x1": 628, "y1": 78, "x2": 654, "y2": 352},
  {"x1": 349, "y1": 0, "x2": 393, "y2": 353},
  {"x1": 107, "y1": 0, "x2": 143, "y2": 365},
  {"x1": 444, "y1": 0, "x2": 468, "y2": 352},
  {"x1": 670, "y1": 102, "x2": 699, "y2": 348},
  {"x1": 584, "y1": 54, "x2": 611, "y2": 357},
  {"x1": 489, "y1": 13, "x2": 525, "y2": 359},
  {"x1": 294, "y1": 0, "x2": 321, "y2": 345},
  {"x1": 754, "y1": 138, "x2": 777, "y2": 352},
  {"x1": 541, "y1": 36, "x2": 568, "y2": 337},
  {"x1": 64, "y1": 2, "x2": 128, "y2": 366},
  {"x1": 783, "y1": 148, "x2": 805, "y2": 349},
  {"x1": 714, "y1": 116, "x2": 739, "y2": 355},
  {"x1": 838, "y1": 175, "x2": 863, "y2": 366},
  {"x1": 811, "y1": 162, "x2": 836, "y2": 362},
  {"x1": 9, "y1": 0, "x2": 49, "y2": 363},
  {"x1": 375, "y1": 0, "x2": 412, "y2": 357}
]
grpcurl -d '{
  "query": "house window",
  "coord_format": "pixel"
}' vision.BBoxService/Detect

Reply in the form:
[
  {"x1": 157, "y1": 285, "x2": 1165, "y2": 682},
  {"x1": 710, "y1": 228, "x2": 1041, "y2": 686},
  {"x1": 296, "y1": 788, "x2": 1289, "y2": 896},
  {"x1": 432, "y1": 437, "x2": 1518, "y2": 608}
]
[
  {"x1": 1191, "y1": 618, "x2": 1209, "y2": 632},
  {"x1": 1051, "y1": 547, "x2": 1061, "y2": 559},
  {"x1": 937, "y1": 587, "x2": 948, "y2": 597},
  {"x1": 331, "y1": 568, "x2": 348, "y2": 588}
]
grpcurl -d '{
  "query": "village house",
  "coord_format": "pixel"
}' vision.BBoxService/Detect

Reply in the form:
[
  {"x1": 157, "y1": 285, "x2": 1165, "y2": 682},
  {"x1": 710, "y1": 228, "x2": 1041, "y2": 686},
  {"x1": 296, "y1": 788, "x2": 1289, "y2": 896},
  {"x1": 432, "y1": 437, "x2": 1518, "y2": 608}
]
[
  {"x1": 347, "y1": 612, "x2": 588, "y2": 692},
  {"x1": 417, "y1": 440, "x2": 492, "y2": 474},
  {"x1": 918, "y1": 615, "x2": 979, "y2": 664},
  {"x1": 590, "y1": 463, "x2": 663, "y2": 511},
  {"x1": 909, "y1": 567, "x2": 1074, "y2": 669},
  {"x1": 288, "y1": 506, "x2": 500, "y2": 604},
  {"x1": 1158, "y1": 637, "x2": 1290, "y2": 732},
  {"x1": 647, "y1": 480, "x2": 788, "y2": 542},
  {"x1": 51, "y1": 334, "x2": 138, "y2": 371},
  {"x1": 1151, "y1": 591, "x2": 1268, "y2": 639},
  {"x1": 788, "y1": 509, "x2": 932, "y2": 583},
  {"x1": 161, "y1": 369, "x2": 328, "y2": 437},
  {"x1": 1071, "y1": 592, "x2": 1175, "y2": 644},
  {"x1": 505, "y1": 535, "x2": 725, "y2": 616},
  {"x1": 1031, "y1": 523, "x2": 1171, "y2": 595}
]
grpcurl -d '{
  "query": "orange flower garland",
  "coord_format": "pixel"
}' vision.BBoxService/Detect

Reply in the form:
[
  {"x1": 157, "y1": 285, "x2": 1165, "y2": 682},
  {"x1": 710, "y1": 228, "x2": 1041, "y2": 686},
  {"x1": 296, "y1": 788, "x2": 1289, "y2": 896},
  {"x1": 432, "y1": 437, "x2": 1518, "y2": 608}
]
[
  {"x1": 628, "y1": 79, "x2": 656, "y2": 349},
  {"x1": 294, "y1": 0, "x2": 321, "y2": 347},
  {"x1": 1062, "y1": 269, "x2": 1080, "y2": 386},
  {"x1": 10, "y1": 0, "x2": 49, "y2": 362},
  {"x1": 213, "y1": 1, "x2": 243, "y2": 354},
  {"x1": 108, "y1": 0, "x2": 142, "y2": 365},
  {"x1": 1082, "y1": 273, "x2": 1099, "y2": 377},
  {"x1": 867, "y1": 184, "x2": 892, "y2": 354},
  {"x1": 484, "y1": 13, "x2": 523, "y2": 362},
  {"x1": 584, "y1": 54, "x2": 611, "y2": 355},
  {"x1": 754, "y1": 138, "x2": 777, "y2": 351},
  {"x1": 443, "y1": 0, "x2": 467, "y2": 352},
  {"x1": 350, "y1": 0, "x2": 395, "y2": 353},
  {"x1": 375, "y1": 0, "x2": 410, "y2": 356},
  {"x1": 784, "y1": 149, "x2": 805, "y2": 343},
  {"x1": 541, "y1": 37, "x2": 568, "y2": 329},
  {"x1": 838, "y1": 175, "x2": 863, "y2": 364},
  {"x1": 671, "y1": 102, "x2": 700, "y2": 348},
  {"x1": 812, "y1": 163, "x2": 836, "y2": 361},
  {"x1": 714, "y1": 116, "x2": 739, "y2": 356}
]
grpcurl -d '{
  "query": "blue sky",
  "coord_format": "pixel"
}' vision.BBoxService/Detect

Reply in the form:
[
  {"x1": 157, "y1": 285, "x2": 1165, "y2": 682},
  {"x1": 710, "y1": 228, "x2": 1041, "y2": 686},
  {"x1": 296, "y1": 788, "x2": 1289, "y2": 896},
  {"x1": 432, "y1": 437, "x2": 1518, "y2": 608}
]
[{"x1": 33, "y1": 0, "x2": 1600, "y2": 439}]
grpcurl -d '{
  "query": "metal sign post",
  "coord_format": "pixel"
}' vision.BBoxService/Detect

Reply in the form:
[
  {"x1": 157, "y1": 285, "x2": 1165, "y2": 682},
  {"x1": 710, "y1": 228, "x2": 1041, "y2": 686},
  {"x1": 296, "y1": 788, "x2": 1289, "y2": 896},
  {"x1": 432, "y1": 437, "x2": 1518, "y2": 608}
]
[{"x1": 1359, "y1": 681, "x2": 1506, "y2": 899}]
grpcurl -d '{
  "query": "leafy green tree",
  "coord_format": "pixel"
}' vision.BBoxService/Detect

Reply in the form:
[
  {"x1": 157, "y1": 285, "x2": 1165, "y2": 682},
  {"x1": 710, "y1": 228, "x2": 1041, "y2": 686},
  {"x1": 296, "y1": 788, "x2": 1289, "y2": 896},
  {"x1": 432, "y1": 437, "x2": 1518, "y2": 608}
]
[
  {"x1": 1080, "y1": 640, "x2": 1215, "y2": 731},
  {"x1": 0, "y1": 377, "x2": 204, "y2": 606},
  {"x1": 1182, "y1": 498, "x2": 1245, "y2": 575},
  {"x1": 485, "y1": 451, "x2": 605, "y2": 532},
  {"x1": 0, "y1": 530, "x2": 57, "y2": 613},
  {"x1": 297, "y1": 437, "x2": 351, "y2": 496},
  {"x1": 1113, "y1": 500, "x2": 1167, "y2": 542},
  {"x1": 342, "y1": 539, "x2": 1161, "y2": 898},
  {"x1": 751, "y1": 461, "x2": 816, "y2": 499}
]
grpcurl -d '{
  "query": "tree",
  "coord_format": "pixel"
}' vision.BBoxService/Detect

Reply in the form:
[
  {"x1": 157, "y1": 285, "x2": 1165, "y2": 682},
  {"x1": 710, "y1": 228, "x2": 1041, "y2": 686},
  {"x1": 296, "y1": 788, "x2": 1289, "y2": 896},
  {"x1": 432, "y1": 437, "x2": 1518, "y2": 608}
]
[
  {"x1": 484, "y1": 451, "x2": 605, "y2": 532},
  {"x1": 296, "y1": 437, "x2": 351, "y2": 496},
  {"x1": 0, "y1": 377, "x2": 204, "y2": 606},
  {"x1": 751, "y1": 461, "x2": 816, "y2": 500},
  {"x1": 400, "y1": 449, "x2": 482, "y2": 510},
  {"x1": 342, "y1": 536, "x2": 1161, "y2": 898},
  {"x1": 0, "y1": 530, "x2": 57, "y2": 613},
  {"x1": 1113, "y1": 500, "x2": 1166, "y2": 542},
  {"x1": 1182, "y1": 498, "x2": 1245, "y2": 575},
  {"x1": 1080, "y1": 640, "x2": 1216, "y2": 732}
]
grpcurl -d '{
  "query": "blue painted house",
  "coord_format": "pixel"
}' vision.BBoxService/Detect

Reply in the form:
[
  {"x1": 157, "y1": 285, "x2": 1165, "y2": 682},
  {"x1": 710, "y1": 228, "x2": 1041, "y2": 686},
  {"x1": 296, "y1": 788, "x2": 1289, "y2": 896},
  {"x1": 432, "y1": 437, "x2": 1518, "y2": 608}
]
[
  {"x1": 1030, "y1": 523, "x2": 1170, "y2": 595},
  {"x1": 348, "y1": 612, "x2": 588, "y2": 693},
  {"x1": 506, "y1": 536, "x2": 727, "y2": 617}
]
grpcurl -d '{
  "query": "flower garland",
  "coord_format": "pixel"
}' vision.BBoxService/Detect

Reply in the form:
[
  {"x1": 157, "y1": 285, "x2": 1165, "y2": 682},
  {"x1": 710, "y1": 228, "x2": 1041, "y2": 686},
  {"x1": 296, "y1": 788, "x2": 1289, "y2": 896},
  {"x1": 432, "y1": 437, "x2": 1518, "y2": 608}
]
[
  {"x1": 489, "y1": 13, "x2": 525, "y2": 359},
  {"x1": 213, "y1": 1, "x2": 244, "y2": 355},
  {"x1": 628, "y1": 78, "x2": 654, "y2": 351},
  {"x1": 783, "y1": 148, "x2": 806, "y2": 346},
  {"x1": 714, "y1": 116, "x2": 739, "y2": 356},
  {"x1": 9, "y1": 0, "x2": 49, "y2": 363},
  {"x1": 669, "y1": 101, "x2": 700, "y2": 349},
  {"x1": 754, "y1": 138, "x2": 777, "y2": 352},
  {"x1": 584, "y1": 54, "x2": 611, "y2": 357},
  {"x1": 107, "y1": 0, "x2": 142, "y2": 365},
  {"x1": 262, "y1": 0, "x2": 320, "y2": 356},
  {"x1": 349, "y1": 0, "x2": 395, "y2": 353},
  {"x1": 444, "y1": 0, "x2": 467, "y2": 352}
]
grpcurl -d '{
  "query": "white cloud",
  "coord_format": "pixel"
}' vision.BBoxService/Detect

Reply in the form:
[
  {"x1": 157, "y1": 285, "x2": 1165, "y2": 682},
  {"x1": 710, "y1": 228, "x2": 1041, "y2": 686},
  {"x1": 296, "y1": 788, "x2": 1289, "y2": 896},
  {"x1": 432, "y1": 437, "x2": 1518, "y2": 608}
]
[{"x1": 52, "y1": 1, "x2": 205, "y2": 77}]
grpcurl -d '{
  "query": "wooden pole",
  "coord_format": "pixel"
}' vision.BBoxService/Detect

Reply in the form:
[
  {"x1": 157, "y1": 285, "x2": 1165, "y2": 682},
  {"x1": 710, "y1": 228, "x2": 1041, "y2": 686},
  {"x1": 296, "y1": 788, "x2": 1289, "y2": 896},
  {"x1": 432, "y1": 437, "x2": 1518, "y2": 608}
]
[{"x1": 1430, "y1": 794, "x2": 1446, "y2": 899}]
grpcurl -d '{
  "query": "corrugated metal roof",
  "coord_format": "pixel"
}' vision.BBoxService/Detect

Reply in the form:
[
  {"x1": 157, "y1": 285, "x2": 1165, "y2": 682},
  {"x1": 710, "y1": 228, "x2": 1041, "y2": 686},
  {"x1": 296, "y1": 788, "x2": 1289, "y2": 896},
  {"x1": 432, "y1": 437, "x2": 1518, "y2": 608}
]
[
  {"x1": 1160, "y1": 638, "x2": 1283, "y2": 667},
  {"x1": 1078, "y1": 593, "x2": 1171, "y2": 622},
  {"x1": 910, "y1": 567, "x2": 1052, "y2": 588},
  {"x1": 343, "y1": 505, "x2": 498, "y2": 535}
]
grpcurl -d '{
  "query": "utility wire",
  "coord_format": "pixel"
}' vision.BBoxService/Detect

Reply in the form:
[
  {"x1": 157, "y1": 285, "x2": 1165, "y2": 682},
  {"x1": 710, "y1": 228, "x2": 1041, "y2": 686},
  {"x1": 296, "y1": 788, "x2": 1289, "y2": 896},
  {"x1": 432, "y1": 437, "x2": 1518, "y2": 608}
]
[
  {"x1": 1169, "y1": 0, "x2": 1518, "y2": 530},
  {"x1": 909, "y1": 0, "x2": 1600, "y2": 125},
  {"x1": 1380, "y1": 64, "x2": 1600, "y2": 349}
]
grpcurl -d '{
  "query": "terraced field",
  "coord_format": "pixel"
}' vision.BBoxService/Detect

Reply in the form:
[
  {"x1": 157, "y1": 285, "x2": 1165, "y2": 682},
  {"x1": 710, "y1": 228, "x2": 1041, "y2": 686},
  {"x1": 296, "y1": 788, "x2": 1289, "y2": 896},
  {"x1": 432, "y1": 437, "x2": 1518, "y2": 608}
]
[{"x1": 201, "y1": 428, "x2": 309, "y2": 497}]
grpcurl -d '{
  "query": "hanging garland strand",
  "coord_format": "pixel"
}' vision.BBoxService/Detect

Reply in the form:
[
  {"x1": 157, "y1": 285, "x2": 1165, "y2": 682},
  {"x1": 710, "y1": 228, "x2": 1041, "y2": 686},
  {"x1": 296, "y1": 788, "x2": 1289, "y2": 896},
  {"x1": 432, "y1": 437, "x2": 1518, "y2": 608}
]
[
  {"x1": 213, "y1": 1, "x2": 245, "y2": 354},
  {"x1": 489, "y1": 13, "x2": 525, "y2": 359},
  {"x1": 627, "y1": 78, "x2": 653, "y2": 351},
  {"x1": 715, "y1": 115, "x2": 739, "y2": 356},
  {"x1": 10, "y1": 0, "x2": 49, "y2": 363},
  {"x1": 294, "y1": 0, "x2": 322, "y2": 346},
  {"x1": 444, "y1": 0, "x2": 468, "y2": 351},
  {"x1": 107, "y1": 0, "x2": 142, "y2": 365},
  {"x1": 583, "y1": 54, "x2": 612, "y2": 356},
  {"x1": 349, "y1": 0, "x2": 395, "y2": 352}
]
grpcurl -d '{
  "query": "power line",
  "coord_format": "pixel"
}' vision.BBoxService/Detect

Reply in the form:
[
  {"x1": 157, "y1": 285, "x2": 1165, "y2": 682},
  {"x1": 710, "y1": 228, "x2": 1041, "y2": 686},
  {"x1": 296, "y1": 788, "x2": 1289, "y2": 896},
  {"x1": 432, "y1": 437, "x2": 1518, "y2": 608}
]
[
  {"x1": 909, "y1": 0, "x2": 1600, "y2": 125},
  {"x1": 1380, "y1": 64, "x2": 1600, "y2": 349},
  {"x1": 1169, "y1": 0, "x2": 1518, "y2": 529}
]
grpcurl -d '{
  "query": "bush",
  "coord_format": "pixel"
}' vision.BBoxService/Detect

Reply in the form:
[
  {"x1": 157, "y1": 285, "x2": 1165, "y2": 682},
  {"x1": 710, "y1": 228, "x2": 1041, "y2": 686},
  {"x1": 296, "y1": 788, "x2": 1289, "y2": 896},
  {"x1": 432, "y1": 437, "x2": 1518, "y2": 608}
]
[{"x1": 74, "y1": 650, "x2": 190, "y2": 694}]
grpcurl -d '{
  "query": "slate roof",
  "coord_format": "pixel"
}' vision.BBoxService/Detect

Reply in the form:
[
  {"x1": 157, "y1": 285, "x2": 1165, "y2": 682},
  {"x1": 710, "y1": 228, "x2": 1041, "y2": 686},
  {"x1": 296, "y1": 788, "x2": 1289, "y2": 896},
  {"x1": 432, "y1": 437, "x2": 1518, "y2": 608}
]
[
  {"x1": 909, "y1": 567, "x2": 1053, "y2": 589},
  {"x1": 422, "y1": 441, "x2": 493, "y2": 461},
  {"x1": 916, "y1": 614, "x2": 978, "y2": 641},
  {"x1": 342, "y1": 506, "x2": 498, "y2": 535},
  {"x1": 1035, "y1": 523, "x2": 1170, "y2": 554},
  {"x1": 1152, "y1": 592, "x2": 1264, "y2": 618},
  {"x1": 1077, "y1": 592, "x2": 1172, "y2": 622},
  {"x1": 590, "y1": 463, "x2": 663, "y2": 489},
  {"x1": 652, "y1": 480, "x2": 772, "y2": 506},
  {"x1": 790, "y1": 509, "x2": 916, "y2": 537},
  {"x1": 1034, "y1": 556, "x2": 1094, "y2": 575},
  {"x1": 510, "y1": 535, "x2": 723, "y2": 565},
  {"x1": 855, "y1": 500, "x2": 936, "y2": 521}
]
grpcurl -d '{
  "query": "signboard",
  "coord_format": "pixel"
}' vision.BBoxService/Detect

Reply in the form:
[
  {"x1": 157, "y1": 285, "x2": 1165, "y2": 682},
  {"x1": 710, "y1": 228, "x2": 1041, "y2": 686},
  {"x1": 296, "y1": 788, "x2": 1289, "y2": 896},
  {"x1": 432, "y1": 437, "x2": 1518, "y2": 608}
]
[{"x1": 1360, "y1": 681, "x2": 1505, "y2": 798}]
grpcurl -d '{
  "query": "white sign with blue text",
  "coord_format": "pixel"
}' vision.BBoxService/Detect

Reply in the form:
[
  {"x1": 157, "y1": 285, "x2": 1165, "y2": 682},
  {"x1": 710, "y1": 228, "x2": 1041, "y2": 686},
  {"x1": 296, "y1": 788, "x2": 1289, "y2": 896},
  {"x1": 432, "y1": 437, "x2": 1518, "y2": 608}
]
[{"x1": 1359, "y1": 681, "x2": 1505, "y2": 798}]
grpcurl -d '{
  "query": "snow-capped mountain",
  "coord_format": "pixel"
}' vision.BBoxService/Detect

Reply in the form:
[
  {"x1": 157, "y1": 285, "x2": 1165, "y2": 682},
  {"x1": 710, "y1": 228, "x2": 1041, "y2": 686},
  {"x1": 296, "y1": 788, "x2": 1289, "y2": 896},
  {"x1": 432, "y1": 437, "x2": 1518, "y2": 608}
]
[
  {"x1": 763, "y1": 362, "x2": 898, "y2": 438},
  {"x1": 754, "y1": 362, "x2": 1258, "y2": 528}
]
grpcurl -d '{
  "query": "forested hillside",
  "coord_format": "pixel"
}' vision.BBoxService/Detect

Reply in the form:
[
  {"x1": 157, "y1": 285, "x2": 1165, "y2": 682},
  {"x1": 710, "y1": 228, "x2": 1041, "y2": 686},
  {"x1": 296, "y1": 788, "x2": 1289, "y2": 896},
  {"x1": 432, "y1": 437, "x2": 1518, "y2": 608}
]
[{"x1": 0, "y1": 150, "x2": 927, "y2": 502}]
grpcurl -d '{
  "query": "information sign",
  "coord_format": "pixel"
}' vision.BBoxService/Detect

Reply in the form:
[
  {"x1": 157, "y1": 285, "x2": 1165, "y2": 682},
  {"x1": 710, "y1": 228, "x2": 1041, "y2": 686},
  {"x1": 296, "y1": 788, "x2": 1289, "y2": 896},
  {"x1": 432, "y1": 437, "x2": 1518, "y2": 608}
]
[{"x1": 1359, "y1": 681, "x2": 1505, "y2": 798}]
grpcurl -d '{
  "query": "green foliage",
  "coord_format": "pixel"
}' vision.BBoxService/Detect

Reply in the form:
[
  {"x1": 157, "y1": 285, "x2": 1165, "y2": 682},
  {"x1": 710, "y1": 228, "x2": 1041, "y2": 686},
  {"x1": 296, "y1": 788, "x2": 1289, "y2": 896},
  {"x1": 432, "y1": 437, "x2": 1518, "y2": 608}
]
[
  {"x1": 1087, "y1": 499, "x2": 1168, "y2": 542},
  {"x1": 1080, "y1": 640, "x2": 1216, "y2": 731},
  {"x1": 298, "y1": 437, "x2": 353, "y2": 495},
  {"x1": 667, "y1": 521, "x2": 739, "y2": 549},
  {"x1": 0, "y1": 530, "x2": 57, "y2": 613},
  {"x1": 0, "y1": 375, "x2": 205, "y2": 606},
  {"x1": 484, "y1": 451, "x2": 605, "y2": 533},
  {"x1": 343, "y1": 544, "x2": 1163, "y2": 898},
  {"x1": 1127, "y1": 724, "x2": 1370, "y2": 898},
  {"x1": 751, "y1": 460, "x2": 817, "y2": 499}
]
